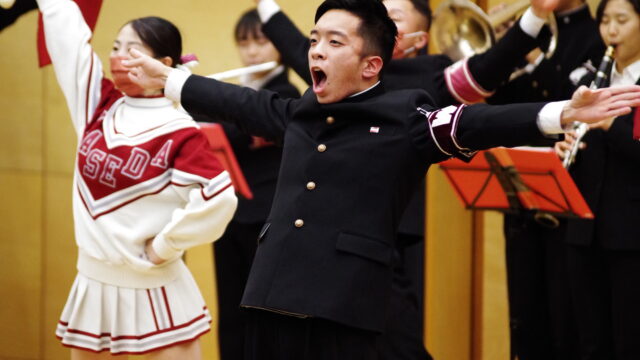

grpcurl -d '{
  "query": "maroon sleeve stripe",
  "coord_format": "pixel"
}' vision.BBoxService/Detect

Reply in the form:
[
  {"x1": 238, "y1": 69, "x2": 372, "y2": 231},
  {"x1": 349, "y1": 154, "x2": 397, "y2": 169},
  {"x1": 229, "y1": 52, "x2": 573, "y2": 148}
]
[
  {"x1": 422, "y1": 105, "x2": 477, "y2": 161},
  {"x1": 444, "y1": 59, "x2": 494, "y2": 105}
]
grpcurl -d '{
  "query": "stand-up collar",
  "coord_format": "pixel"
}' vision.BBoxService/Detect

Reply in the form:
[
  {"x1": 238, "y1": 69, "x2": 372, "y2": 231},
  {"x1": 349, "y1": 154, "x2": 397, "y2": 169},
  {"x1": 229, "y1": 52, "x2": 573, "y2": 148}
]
[
  {"x1": 555, "y1": 4, "x2": 591, "y2": 27},
  {"x1": 341, "y1": 81, "x2": 383, "y2": 103}
]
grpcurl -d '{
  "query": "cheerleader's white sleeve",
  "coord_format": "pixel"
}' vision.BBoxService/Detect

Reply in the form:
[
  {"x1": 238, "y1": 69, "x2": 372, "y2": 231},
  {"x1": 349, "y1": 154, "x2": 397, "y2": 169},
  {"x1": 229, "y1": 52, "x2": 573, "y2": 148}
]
[
  {"x1": 151, "y1": 132, "x2": 238, "y2": 261},
  {"x1": 37, "y1": 0, "x2": 104, "y2": 136}
]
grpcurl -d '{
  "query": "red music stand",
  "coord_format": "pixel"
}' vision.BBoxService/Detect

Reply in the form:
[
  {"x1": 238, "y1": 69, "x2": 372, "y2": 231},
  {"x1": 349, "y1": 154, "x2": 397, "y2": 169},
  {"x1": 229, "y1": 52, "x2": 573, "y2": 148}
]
[
  {"x1": 199, "y1": 123, "x2": 254, "y2": 200},
  {"x1": 439, "y1": 147, "x2": 593, "y2": 222}
]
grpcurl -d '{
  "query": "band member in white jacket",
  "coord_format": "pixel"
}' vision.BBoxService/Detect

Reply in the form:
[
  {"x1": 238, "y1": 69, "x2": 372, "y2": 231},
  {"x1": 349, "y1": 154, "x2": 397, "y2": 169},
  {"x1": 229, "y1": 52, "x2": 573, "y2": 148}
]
[{"x1": 37, "y1": 0, "x2": 237, "y2": 358}]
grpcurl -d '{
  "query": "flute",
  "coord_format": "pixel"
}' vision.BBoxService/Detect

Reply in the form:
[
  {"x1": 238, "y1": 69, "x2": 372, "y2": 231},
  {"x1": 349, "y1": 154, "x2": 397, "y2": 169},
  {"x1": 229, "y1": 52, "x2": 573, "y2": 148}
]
[{"x1": 207, "y1": 61, "x2": 278, "y2": 81}]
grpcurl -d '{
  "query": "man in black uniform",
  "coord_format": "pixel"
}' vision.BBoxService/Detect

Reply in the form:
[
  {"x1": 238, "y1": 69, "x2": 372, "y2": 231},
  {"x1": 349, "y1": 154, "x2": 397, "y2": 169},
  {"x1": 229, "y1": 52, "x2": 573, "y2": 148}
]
[
  {"x1": 487, "y1": 1, "x2": 604, "y2": 359},
  {"x1": 251, "y1": 1, "x2": 557, "y2": 358},
  {"x1": 125, "y1": 0, "x2": 640, "y2": 358}
]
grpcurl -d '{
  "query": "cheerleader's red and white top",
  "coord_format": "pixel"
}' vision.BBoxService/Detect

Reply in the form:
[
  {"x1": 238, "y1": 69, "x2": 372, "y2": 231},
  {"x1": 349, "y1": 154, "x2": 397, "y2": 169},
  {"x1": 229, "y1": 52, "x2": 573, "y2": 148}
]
[{"x1": 39, "y1": 0, "x2": 237, "y2": 288}]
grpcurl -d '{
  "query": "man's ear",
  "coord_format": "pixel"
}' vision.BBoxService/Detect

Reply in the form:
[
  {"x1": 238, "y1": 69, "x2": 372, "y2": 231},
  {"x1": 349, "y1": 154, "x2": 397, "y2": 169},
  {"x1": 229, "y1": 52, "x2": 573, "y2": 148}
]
[
  {"x1": 415, "y1": 32, "x2": 429, "y2": 51},
  {"x1": 159, "y1": 56, "x2": 173, "y2": 67},
  {"x1": 362, "y1": 55, "x2": 384, "y2": 80}
]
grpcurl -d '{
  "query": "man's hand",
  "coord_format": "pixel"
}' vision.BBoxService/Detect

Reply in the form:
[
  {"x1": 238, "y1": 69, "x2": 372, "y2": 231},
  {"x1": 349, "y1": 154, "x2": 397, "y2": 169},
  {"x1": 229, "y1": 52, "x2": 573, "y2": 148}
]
[
  {"x1": 560, "y1": 85, "x2": 640, "y2": 127},
  {"x1": 144, "y1": 238, "x2": 166, "y2": 265},
  {"x1": 123, "y1": 49, "x2": 172, "y2": 91},
  {"x1": 531, "y1": 0, "x2": 559, "y2": 19}
]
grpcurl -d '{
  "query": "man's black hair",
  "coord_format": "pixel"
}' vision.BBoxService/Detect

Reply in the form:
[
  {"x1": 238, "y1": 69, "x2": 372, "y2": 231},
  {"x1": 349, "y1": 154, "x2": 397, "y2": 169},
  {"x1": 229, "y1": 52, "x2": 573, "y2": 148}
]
[
  {"x1": 408, "y1": 0, "x2": 432, "y2": 30},
  {"x1": 315, "y1": 0, "x2": 398, "y2": 66}
]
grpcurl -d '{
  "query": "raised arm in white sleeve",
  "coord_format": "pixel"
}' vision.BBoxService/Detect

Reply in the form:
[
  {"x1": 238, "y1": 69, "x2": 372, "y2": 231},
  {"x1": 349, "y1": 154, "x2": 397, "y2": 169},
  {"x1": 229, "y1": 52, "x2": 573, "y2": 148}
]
[{"x1": 37, "y1": 0, "x2": 104, "y2": 137}]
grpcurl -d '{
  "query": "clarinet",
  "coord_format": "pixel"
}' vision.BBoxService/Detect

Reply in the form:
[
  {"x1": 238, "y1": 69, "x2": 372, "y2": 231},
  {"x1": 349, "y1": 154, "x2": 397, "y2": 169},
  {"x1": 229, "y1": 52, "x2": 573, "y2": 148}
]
[{"x1": 562, "y1": 45, "x2": 616, "y2": 169}]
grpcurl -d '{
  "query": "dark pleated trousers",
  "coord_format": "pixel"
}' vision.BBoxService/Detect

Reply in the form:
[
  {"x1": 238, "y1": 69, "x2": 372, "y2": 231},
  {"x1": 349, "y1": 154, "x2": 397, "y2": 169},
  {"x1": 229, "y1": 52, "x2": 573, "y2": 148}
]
[{"x1": 244, "y1": 309, "x2": 378, "y2": 360}]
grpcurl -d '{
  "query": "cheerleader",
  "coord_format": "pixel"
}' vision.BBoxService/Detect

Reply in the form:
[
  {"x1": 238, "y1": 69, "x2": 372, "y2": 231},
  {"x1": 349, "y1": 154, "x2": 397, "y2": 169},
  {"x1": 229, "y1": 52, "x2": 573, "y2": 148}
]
[{"x1": 37, "y1": 0, "x2": 237, "y2": 358}]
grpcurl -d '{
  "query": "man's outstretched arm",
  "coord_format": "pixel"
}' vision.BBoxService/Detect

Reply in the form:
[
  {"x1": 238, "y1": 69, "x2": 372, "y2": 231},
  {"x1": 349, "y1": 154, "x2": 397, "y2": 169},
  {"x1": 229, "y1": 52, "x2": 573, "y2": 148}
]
[
  {"x1": 124, "y1": 49, "x2": 296, "y2": 142},
  {"x1": 417, "y1": 85, "x2": 640, "y2": 161}
]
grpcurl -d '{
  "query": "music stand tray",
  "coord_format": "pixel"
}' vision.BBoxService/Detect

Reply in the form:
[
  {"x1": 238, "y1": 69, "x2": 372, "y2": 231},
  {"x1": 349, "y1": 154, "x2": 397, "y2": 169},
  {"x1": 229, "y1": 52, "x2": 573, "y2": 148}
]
[
  {"x1": 199, "y1": 123, "x2": 254, "y2": 200},
  {"x1": 439, "y1": 147, "x2": 593, "y2": 220}
]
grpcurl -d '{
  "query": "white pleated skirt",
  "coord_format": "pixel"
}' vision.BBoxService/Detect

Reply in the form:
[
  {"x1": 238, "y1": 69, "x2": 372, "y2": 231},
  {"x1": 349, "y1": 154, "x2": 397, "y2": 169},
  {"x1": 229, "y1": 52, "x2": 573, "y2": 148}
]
[{"x1": 56, "y1": 269, "x2": 211, "y2": 355}]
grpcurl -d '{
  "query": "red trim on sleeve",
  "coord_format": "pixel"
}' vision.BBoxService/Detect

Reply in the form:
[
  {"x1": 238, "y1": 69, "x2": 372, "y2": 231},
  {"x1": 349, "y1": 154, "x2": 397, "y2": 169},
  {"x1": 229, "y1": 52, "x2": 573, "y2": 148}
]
[
  {"x1": 201, "y1": 182, "x2": 233, "y2": 201},
  {"x1": 444, "y1": 59, "x2": 494, "y2": 105}
]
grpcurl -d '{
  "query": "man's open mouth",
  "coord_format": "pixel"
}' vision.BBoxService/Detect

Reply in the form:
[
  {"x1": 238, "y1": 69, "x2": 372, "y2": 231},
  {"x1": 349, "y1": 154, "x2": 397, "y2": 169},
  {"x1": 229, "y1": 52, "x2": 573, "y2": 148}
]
[{"x1": 311, "y1": 67, "x2": 328, "y2": 94}]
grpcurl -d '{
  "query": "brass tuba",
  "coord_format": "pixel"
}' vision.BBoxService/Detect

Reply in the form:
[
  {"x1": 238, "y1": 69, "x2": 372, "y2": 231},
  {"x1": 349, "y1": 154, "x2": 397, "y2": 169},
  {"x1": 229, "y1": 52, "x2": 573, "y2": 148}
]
[
  {"x1": 431, "y1": 0, "x2": 557, "y2": 65},
  {"x1": 0, "y1": 0, "x2": 16, "y2": 10}
]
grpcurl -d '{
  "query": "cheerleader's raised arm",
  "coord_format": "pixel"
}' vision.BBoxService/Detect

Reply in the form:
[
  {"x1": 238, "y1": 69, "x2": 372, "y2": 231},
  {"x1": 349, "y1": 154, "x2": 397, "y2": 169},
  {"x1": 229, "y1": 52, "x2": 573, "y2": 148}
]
[{"x1": 37, "y1": 0, "x2": 106, "y2": 136}]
